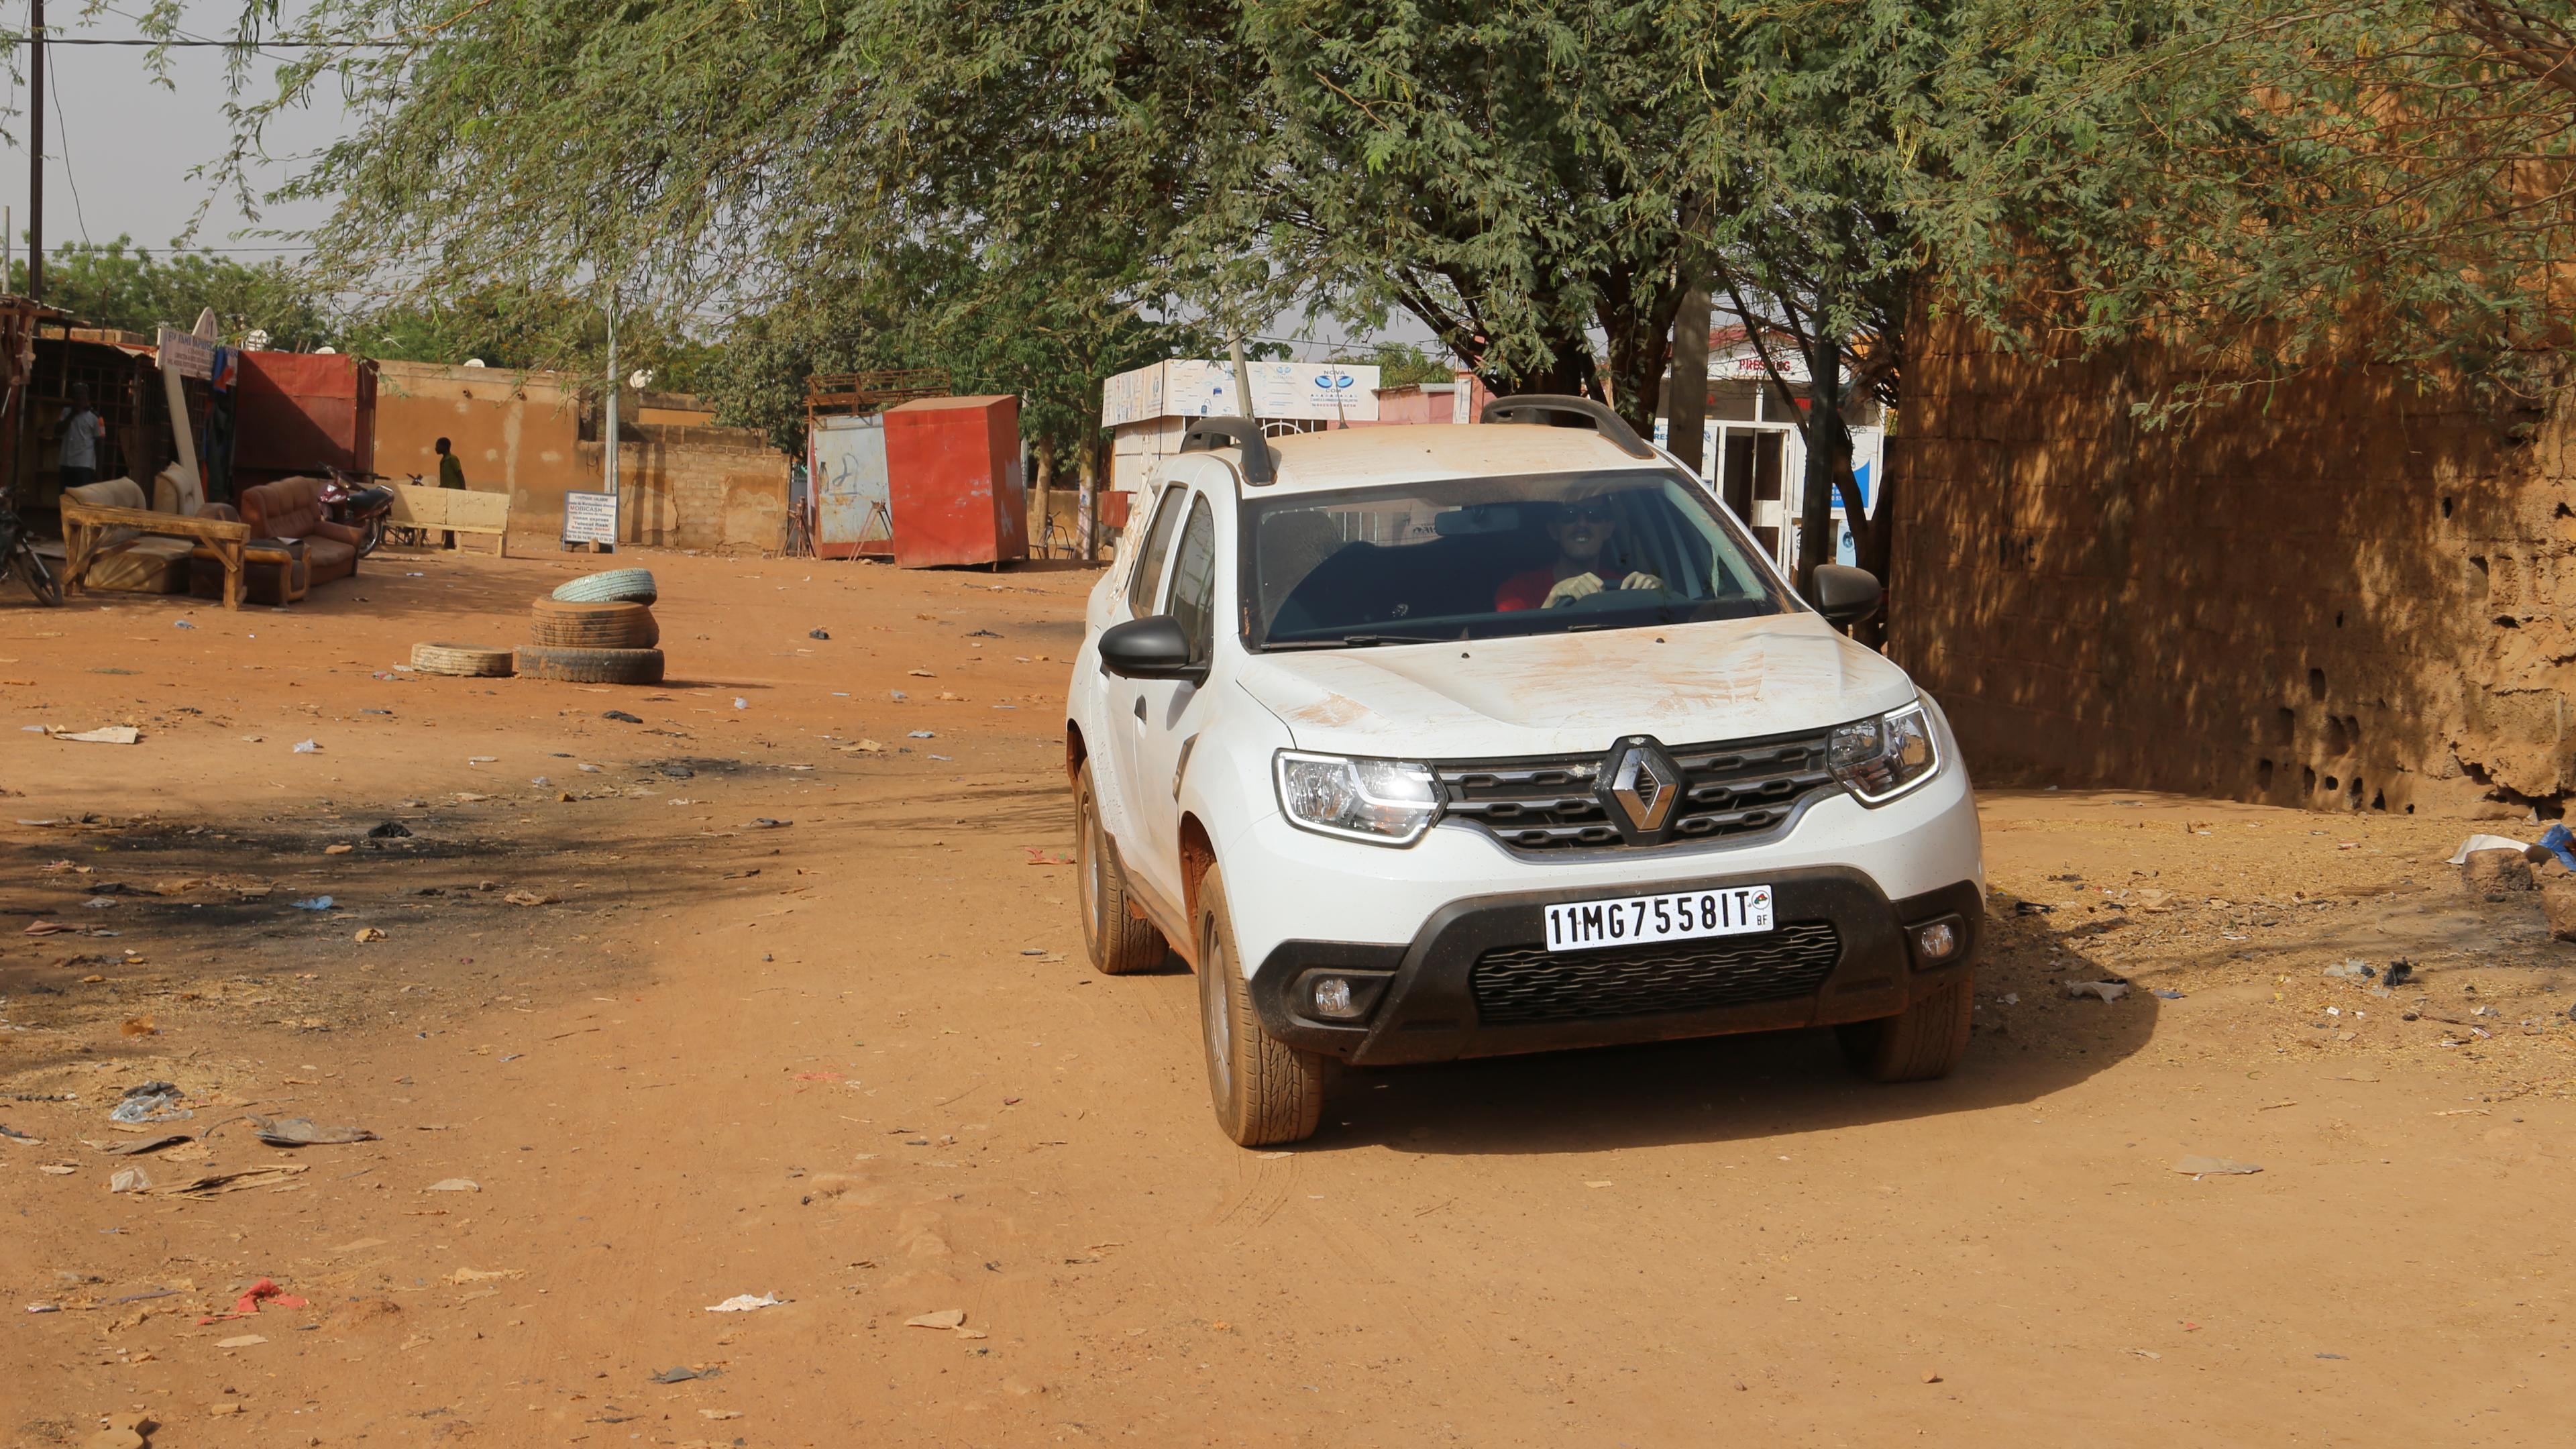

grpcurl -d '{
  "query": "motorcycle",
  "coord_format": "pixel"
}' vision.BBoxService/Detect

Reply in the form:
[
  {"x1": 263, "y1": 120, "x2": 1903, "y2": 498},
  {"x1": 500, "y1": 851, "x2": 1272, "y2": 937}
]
[
  {"x1": 0, "y1": 487, "x2": 63, "y2": 606},
  {"x1": 320, "y1": 470, "x2": 397, "y2": 558}
]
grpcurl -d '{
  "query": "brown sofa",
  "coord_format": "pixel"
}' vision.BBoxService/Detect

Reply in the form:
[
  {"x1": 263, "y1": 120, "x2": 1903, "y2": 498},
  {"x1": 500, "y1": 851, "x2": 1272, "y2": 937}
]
[
  {"x1": 60, "y1": 478, "x2": 196, "y2": 592},
  {"x1": 240, "y1": 478, "x2": 360, "y2": 586}
]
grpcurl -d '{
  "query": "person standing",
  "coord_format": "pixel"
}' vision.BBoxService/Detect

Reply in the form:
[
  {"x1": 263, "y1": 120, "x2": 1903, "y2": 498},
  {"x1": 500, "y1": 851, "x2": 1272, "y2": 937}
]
[
  {"x1": 434, "y1": 436, "x2": 465, "y2": 548},
  {"x1": 58, "y1": 385, "x2": 103, "y2": 491}
]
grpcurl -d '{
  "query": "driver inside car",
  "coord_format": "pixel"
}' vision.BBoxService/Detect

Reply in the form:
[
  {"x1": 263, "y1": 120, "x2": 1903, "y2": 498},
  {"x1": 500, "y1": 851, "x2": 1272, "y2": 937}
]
[{"x1": 1493, "y1": 492, "x2": 1666, "y2": 611}]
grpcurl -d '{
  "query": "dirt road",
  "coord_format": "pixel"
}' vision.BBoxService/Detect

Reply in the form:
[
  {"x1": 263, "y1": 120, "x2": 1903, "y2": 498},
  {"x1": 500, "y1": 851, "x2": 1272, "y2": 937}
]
[{"x1": 5, "y1": 549, "x2": 2572, "y2": 1447}]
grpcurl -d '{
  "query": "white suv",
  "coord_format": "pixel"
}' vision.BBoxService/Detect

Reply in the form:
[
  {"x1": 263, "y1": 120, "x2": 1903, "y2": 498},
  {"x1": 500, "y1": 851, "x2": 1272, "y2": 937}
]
[{"x1": 1066, "y1": 398, "x2": 1984, "y2": 1146}]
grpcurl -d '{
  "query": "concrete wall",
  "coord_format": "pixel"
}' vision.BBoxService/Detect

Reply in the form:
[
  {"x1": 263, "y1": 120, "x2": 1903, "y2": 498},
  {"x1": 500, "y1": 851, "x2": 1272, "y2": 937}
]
[
  {"x1": 1888, "y1": 309, "x2": 2572, "y2": 818},
  {"x1": 580, "y1": 422, "x2": 789, "y2": 555},
  {"x1": 373, "y1": 360, "x2": 583, "y2": 553}
]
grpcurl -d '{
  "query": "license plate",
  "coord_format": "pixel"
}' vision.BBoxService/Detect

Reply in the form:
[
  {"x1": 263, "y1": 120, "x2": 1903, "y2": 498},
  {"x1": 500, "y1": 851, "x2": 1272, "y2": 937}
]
[{"x1": 1544, "y1": 885, "x2": 1776, "y2": 953}]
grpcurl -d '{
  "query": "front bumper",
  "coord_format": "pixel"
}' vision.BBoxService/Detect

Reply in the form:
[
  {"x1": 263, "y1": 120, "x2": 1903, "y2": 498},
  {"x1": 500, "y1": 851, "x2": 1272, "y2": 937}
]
[{"x1": 1248, "y1": 868, "x2": 1983, "y2": 1066}]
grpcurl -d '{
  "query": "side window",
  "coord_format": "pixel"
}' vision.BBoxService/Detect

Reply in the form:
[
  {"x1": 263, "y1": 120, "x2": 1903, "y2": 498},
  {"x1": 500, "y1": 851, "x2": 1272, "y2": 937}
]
[
  {"x1": 1165, "y1": 495, "x2": 1219, "y2": 662},
  {"x1": 1124, "y1": 484, "x2": 1188, "y2": 616}
]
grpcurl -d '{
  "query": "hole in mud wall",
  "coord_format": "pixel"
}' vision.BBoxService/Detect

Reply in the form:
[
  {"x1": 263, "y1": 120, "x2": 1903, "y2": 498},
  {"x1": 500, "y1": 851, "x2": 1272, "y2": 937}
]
[
  {"x1": 2256, "y1": 758, "x2": 2276, "y2": 791},
  {"x1": 2470, "y1": 555, "x2": 2490, "y2": 594},
  {"x1": 2304, "y1": 765, "x2": 2319, "y2": 795},
  {"x1": 2324, "y1": 775, "x2": 2340, "y2": 793},
  {"x1": 2334, "y1": 610, "x2": 2345, "y2": 628},
  {"x1": 2269, "y1": 708, "x2": 2296, "y2": 747},
  {"x1": 2371, "y1": 788, "x2": 2387, "y2": 811},
  {"x1": 2443, "y1": 496, "x2": 2457, "y2": 518},
  {"x1": 2324, "y1": 716, "x2": 2350, "y2": 756},
  {"x1": 2308, "y1": 668, "x2": 2326, "y2": 702},
  {"x1": 2497, "y1": 615, "x2": 2522, "y2": 629},
  {"x1": 2346, "y1": 777, "x2": 2365, "y2": 810},
  {"x1": 2559, "y1": 502, "x2": 2574, "y2": 519}
]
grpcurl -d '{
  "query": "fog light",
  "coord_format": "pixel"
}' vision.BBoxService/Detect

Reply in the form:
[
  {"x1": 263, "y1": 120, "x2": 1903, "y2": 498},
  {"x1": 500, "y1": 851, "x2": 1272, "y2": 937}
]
[
  {"x1": 1915, "y1": 920, "x2": 1960, "y2": 962},
  {"x1": 1311, "y1": 976, "x2": 1360, "y2": 1019}
]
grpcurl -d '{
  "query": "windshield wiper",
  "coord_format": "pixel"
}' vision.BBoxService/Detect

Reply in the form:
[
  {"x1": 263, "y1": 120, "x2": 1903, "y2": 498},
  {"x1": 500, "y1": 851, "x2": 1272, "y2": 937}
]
[{"x1": 1263, "y1": 633, "x2": 1450, "y2": 650}]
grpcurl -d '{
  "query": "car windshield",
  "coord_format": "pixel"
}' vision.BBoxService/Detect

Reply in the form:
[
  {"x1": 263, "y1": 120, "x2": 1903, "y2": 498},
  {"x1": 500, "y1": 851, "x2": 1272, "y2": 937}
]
[{"x1": 1246, "y1": 468, "x2": 1799, "y2": 649}]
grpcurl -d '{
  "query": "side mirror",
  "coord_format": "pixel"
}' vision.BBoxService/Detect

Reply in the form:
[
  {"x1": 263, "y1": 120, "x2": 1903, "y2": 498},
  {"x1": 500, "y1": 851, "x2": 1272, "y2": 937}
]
[
  {"x1": 1099, "y1": 615, "x2": 1208, "y2": 684},
  {"x1": 1808, "y1": 564, "x2": 1882, "y2": 629}
]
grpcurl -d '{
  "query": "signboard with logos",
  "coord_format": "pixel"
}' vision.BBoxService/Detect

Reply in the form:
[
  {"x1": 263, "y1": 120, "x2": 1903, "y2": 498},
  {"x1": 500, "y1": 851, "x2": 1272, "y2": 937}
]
[{"x1": 1102, "y1": 360, "x2": 1382, "y2": 426}]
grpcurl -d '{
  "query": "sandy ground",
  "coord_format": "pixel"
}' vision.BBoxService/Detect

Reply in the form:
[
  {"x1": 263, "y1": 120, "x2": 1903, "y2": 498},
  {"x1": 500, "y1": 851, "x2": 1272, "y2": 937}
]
[{"x1": 3, "y1": 546, "x2": 2572, "y2": 1448}]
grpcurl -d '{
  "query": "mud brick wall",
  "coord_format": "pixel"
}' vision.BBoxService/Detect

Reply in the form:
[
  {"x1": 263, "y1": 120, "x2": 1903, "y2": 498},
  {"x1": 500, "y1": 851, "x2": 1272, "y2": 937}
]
[
  {"x1": 580, "y1": 424, "x2": 790, "y2": 555},
  {"x1": 1887, "y1": 310, "x2": 2575, "y2": 818}
]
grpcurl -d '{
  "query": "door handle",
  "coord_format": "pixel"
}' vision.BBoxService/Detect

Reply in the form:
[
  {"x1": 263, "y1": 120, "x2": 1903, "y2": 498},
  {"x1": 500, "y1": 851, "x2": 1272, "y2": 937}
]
[{"x1": 1132, "y1": 697, "x2": 1146, "y2": 722}]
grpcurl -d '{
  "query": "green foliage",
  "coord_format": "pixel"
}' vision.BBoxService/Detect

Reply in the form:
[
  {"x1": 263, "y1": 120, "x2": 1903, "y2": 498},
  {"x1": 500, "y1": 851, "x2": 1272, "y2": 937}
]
[
  {"x1": 1338, "y1": 342, "x2": 1458, "y2": 389},
  {"x1": 11, "y1": 237, "x2": 333, "y2": 350}
]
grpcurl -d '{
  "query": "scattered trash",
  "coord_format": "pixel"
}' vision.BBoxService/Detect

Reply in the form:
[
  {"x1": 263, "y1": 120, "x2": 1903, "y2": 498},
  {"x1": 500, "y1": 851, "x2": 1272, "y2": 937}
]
[
  {"x1": 38, "y1": 1163, "x2": 76, "y2": 1175},
  {"x1": 159, "y1": 1165, "x2": 308, "y2": 1197},
  {"x1": 733, "y1": 697, "x2": 748, "y2": 710},
  {"x1": 905, "y1": 1309, "x2": 967, "y2": 1330},
  {"x1": 2534, "y1": 822, "x2": 2576, "y2": 871},
  {"x1": 95, "y1": 1134, "x2": 189, "y2": 1157},
  {"x1": 602, "y1": 709, "x2": 643, "y2": 723},
  {"x1": 2448, "y1": 833, "x2": 2530, "y2": 864},
  {"x1": 706, "y1": 1293, "x2": 786, "y2": 1312},
  {"x1": 908, "y1": 730, "x2": 936, "y2": 739},
  {"x1": 215, "y1": 1334, "x2": 267, "y2": 1348},
  {"x1": 368, "y1": 820, "x2": 413, "y2": 839},
  {"x1": 443, "y1": 1267, "x2": 525, "y2": 1285},
  {"x1": 424, "y1": 1178, "x2": 480, "y2": 1193},
  {"x1": 651, "y1": 1366, "x2": 714, "y2": 1383},
  {"x1": 110, "y1": 1083, "x2": 190, "y2": 1125},
  {"x1": 2064, "y1": 980, "x2": 2129, "y2": 1003},
  {"x1": 22, "y1": 920, "x2": 76, "y2": 936},
  {"x1": 291, "y1": 896, "x2": 336, "y2": 912},
  {"x1": 252, "y1": 1116, "x2": 380, "y2": 1147},
  {"x1": 841, "y1": 739, "x2": 886, "y2": 754},
  {"x1": 0, "y1": 1124, "x2": 40, "y2": 1144},
  {"x1": 503, "y1": 890, "x2": 555, "y2": 907},
  {"x1": 55, "y1": 726, "x2": 142, "y2": 745},
  {"x1": 809, "y1": 628, "x2": 830, "y2": 640},
  {"x1": 2383, "y1": 960, "x2": 2416, "y2": 988},
  {"x1": 2014, "y1": 900, "x2": 2053, "y2": 916},
  {"x1": 2171, "y1": 1156, "x2": 2262, "y2": 1177},
  {"x1": 292, "y1": 739, "x2": 319, "y2": 753},
  {"x1": 2152, "y1": 988, "x2": 2186, "y2": 1000},
  {"x1": 967, "y1": 628, "x2": 1002, "y2": 638},
  {"x1": 699, "y1": 1409, "x2": 744, "y2": 1420},
  {"x1": 578, "y1": 762, "x2": 602, "y2": 772},
  {"x1": 468, "y1": 755, "x2": 498, "y2": 764},
  {"x1": 353, "y1": 927, "x2": 388, "y2": 943},
  {"x1": 174, "y1": 618, "x2": 196, "y2": 629},
  {"x1": 199, "y1": 1278, "x2": 310, "y2": 1324},
  {"x1": 890, "y1": 690, "x2": 908, "y2": 701},
  {"x1": 109, "y1": 1166, "x2": 152, "y2": 1193},
  {"x1": 746, "y1": 818, "x2": 791, "y2": 830},
  {"x1": 2323, "y1": 959, "x2": 2375, "y2": 980},
  {"x1": 323, "y1": 843, "x2": 355, "y2": 855}
]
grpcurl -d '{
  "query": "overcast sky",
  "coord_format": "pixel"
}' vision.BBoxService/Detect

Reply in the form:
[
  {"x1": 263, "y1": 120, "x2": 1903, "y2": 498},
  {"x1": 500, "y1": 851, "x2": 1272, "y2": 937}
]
[{"x1": 1, "y1": 1, "x2": 350, "y2": 262}]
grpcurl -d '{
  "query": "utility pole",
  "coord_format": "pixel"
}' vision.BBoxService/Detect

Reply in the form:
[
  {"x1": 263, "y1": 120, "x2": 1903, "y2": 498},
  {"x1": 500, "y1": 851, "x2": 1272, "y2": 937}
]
[
  {"x1": 28, "y1": 0, "x2": 44, "y2": 301},
  {"x1": 602, "y1": 289, "x2": 619, "y2": 498}
]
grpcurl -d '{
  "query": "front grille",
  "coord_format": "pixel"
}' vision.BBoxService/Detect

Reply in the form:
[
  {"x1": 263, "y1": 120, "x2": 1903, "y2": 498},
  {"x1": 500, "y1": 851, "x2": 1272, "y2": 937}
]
[
  {"x1": 1470, "y1": 922, "x2": 1841, "y2": 1025},
  {"x1": 1437, "y1": 730, "x2": 1837, "y2": 851}
]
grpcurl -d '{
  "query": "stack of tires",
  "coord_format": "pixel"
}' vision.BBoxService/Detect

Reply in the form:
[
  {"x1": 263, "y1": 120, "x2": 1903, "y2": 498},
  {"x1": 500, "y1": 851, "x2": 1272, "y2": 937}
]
[{"x1": 517, "y1": 569, "x2": 665, "y2": 684}]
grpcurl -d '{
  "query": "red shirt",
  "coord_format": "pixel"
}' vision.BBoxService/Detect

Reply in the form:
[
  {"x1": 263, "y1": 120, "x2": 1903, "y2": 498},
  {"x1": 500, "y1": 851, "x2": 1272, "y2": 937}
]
[{"x1": 1494, "y1": 566, "x2": 1560, "y2": 612}]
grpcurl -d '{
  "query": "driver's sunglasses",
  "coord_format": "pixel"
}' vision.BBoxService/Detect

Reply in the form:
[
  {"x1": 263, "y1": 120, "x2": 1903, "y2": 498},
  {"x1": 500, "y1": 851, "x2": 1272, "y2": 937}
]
[{"x1": 1566, "y1": 502, "x2": 1616, "y2": 524}]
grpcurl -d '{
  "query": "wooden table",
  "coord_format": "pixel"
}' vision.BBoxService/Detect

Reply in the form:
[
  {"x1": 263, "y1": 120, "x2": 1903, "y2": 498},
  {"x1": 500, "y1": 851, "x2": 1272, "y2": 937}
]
[{"x1": 58, "y1": 502, "x2": 254, "y2": 608}]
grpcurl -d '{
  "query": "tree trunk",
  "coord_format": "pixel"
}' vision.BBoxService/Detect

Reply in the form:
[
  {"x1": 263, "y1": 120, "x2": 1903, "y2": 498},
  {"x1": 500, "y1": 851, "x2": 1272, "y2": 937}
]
[
  {"x1": 1667, "y1": 285, "x2": 1711, "y2": 476},
  {"x1": 1032, "y1": 437, "x2": 1056, "y2": 557},
  {"x1": 1793, "y1": 302, "x2": 1845, "y2": 600}
]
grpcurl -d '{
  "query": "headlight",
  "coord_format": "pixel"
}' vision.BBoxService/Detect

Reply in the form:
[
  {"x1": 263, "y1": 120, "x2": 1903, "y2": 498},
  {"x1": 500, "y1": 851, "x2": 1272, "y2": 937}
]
[
  {"x1": 1829, "y1": 700, "x2": 1940, "y2": 805},
  {"x1": 1274, "y1": 751, "x2": 1440, "y2": 845}
]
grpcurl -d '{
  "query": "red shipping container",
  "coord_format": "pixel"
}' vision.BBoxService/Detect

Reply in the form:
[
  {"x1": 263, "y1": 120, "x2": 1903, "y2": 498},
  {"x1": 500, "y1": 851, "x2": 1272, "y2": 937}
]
[
  {"x1": 883, "y1": 395, "x2": 1028, "y2": 568},
  {"x1": 233, "y1": 352, "x2": 376, "y2": 486}
]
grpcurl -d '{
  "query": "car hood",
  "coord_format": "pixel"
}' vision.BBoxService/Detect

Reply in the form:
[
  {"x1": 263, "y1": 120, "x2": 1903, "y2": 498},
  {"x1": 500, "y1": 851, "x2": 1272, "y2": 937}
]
[{"x1": 1235, "y1": 612, "x2": 1917, "y2": 759}]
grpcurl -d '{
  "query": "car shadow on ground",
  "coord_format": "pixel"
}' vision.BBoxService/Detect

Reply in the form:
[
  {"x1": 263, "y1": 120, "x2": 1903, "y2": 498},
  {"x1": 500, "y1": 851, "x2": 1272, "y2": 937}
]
[{"x1": 1295, "y1": 904, "x2": 2157, "y2": 1155}]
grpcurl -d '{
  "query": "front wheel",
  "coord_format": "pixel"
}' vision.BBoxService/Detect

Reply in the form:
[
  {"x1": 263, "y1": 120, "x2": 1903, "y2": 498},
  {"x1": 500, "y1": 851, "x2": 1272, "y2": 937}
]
[
  {"x1": 1196, "y1": 864, "x2": 1325, "y2": 1146},
  {"x1": 12, "y1": 544, "x2": 62, "y2": 606},
  {"x1": 359, "y1": 516, "x2": 387, "y2": 557},
  {"x1": 1837, "y1": 973, "x2": 1974, "y2": 1083}
]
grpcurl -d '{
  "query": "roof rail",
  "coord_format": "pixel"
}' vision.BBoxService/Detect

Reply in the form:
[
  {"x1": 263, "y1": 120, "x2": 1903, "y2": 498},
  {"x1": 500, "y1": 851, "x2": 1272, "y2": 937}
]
[
  {"x1": 1177, "y1": 415, "x2": 1276, "y2": 485},
  {"x1": 1479, "y1": 393, "x2": 1654, "y2": 459}
]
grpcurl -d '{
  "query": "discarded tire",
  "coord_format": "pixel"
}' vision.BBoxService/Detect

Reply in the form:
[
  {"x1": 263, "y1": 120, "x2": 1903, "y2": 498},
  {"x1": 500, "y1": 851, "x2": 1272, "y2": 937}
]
[
  {"x1": 527, "y1": 598, "x2": 659, "y2": 649},
  {"x1": 551, "y1": 568, "x2": 657, "y2": 606},
  {"x1": 513, "y1": 645, "x2": 665, "y2": 686},
  {"x1": 411, "y1": 642, "x2": 515, "y2": 678}
]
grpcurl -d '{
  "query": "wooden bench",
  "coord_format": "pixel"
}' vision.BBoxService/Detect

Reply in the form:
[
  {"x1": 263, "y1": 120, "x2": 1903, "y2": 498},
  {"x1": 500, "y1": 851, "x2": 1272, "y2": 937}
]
[
  {"x1": 58, "y1": 502, "x2": 254, "y2": 609},
  {"x1": 388, "y1": 484, "x2": 512, "y2": 553}
]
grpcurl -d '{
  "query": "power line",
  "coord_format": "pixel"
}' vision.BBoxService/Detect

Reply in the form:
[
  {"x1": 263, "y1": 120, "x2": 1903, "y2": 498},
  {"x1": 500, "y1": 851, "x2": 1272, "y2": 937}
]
[
  {"x1": 5, "y1": 36, "x2": 402, "y2": 48},
  {"x1": 48, "y1": 44, "x2": 85, "y2": 244}
]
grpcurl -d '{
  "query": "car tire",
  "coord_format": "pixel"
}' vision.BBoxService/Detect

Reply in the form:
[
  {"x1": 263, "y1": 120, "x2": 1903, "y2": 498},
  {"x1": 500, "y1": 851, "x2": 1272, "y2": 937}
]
[
  {"x1": 550, "y1": 568, "x2": 658, "y2": 606},
  {"x1": 1838, "y1": 973, "x2": 1974, "y2": 1083},
  {"x1": 528, "y1": 598, "x2": 659, "y2": 649},
  {"x1": 513, "y1": 645, "x2": 666, "y2": 685},
  {"x1": 1195, "y1": 864, "x2": 1326, "y2": 1146},
  {"x1": 1075, "y1": 759, "x2": 1166, "y2": 975},
  {"x1": 410, "y1": 642, "x2": 515, "y2": 678}
]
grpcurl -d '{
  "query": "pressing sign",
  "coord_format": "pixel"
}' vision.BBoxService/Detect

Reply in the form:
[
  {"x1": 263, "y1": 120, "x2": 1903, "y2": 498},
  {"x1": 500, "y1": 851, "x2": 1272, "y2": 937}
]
[{"x1": 1545, "y1": 884, "x2": 1775, "y2": 953}]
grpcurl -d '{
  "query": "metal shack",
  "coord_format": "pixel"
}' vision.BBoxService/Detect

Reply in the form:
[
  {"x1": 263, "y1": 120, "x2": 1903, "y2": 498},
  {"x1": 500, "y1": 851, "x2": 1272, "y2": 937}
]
[
  {"x1": 883, "y1": 395, "x2": 1027, "y2": 568},
  {"x1": 233, "y1": 350, "x2": 377, "y2": 489}
]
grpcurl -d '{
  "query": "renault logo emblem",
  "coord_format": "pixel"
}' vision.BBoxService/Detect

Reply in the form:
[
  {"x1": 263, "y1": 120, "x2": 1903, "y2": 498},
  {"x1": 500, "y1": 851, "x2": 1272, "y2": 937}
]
[{"x1": 1609, "y1": 739, "x2": 1680, "y2": 833}]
